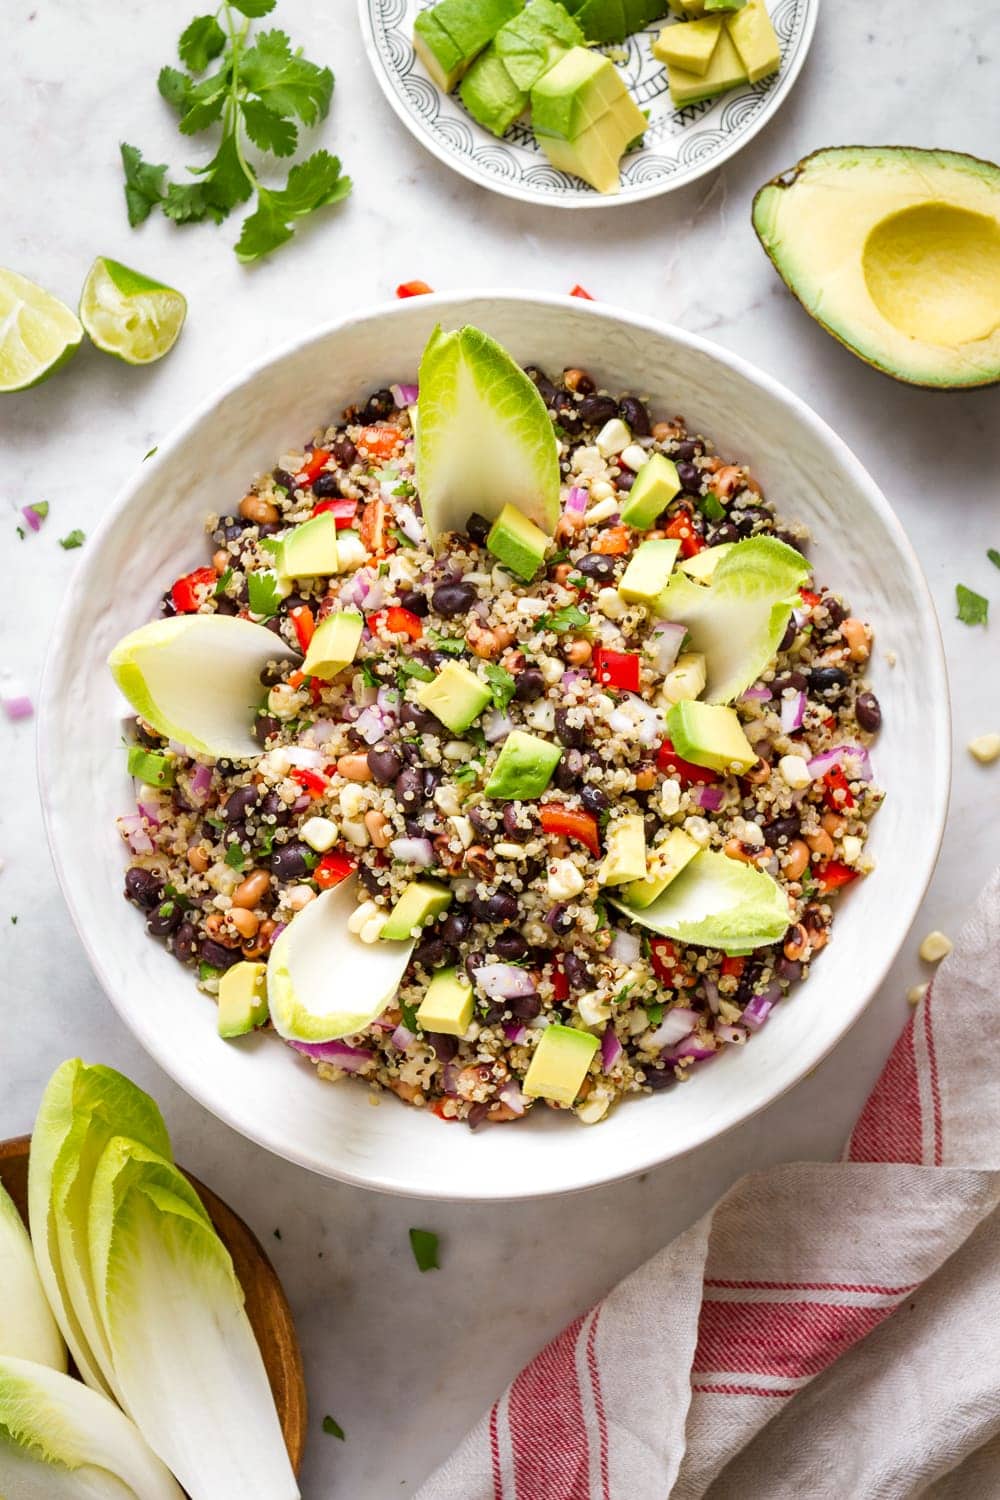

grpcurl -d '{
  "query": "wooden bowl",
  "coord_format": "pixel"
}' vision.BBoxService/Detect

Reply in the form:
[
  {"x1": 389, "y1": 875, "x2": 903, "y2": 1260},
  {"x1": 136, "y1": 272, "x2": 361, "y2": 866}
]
[{"x1": 0, "y1": 1135, "x2": 306, "y2": 1476}]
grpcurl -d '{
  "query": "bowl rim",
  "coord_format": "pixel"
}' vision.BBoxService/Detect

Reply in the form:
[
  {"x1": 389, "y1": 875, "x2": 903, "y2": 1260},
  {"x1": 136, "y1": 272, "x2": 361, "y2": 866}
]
[
  {"x1": 356, "y1": 0, "x2": 821, "y2": 209},
  {"x1": 37, "y1": 290, "x2": 951, "y2": 1199}
]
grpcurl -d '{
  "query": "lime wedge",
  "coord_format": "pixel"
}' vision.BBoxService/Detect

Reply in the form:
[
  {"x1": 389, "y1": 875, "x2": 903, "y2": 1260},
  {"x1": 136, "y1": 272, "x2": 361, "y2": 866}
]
[
  {"x1": 80, "y1": 257, "x2": 186, "y2": 366},
  {"x1": 0, "y1": 268, "x2": 83, "y2": 392}
]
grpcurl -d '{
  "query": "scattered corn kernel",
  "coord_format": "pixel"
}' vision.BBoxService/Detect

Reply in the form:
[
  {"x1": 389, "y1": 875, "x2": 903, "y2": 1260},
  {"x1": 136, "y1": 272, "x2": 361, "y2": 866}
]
[
  {"x1": 919, "y1": 930, "x2": 952, "y2": 963},
  {"x1": 969, "y1": 732, "x2": 1000, "y2": 764},
  {"x1": 584, "y1": 496, "x2": 620, "y2": 525},
  {"x1": 619, "y1": 443, "x2": 648, "y2": 473},
  {"x1": 907, "y1": 983, "x2": 928, "y2": 1006}
]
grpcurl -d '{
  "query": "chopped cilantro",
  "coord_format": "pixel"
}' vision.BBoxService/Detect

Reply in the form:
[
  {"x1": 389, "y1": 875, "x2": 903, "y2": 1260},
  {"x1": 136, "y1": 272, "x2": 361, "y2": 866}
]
[
  {"x1": 214, "y1": 566, "x2": 233, "y2": 595},
  {"x1": 143, "y1": 446, "x2": 158, "y2": 461},
  {"x1": 390, "y1": 525, "x2": 415, "y2": 549},
  {"x1": 547, "y1": 547, "x2": 569, "y2": 564},
  {"x1": 645, "y1": 1002, "x2": 664, "y2": 1026},
  {"x1": 198, "y1": 961, "x2": 222, "y2": 982},
  {"x1": 400, "y1": 999, "x2": 420, "y2": 1032},
  {"x1": 452, "y1": 762, "x2": 479, "y2": 784},
  {"x1": 246, "y1": 569, "x2": 282, "y2": 617},
  {"x1": 429, "y1": 633, "x2": 465, "y2": 655},
  {"x1": 322, "y1": 1415, "x2": 345, "y2": 1441},
  {"x1": 359, "y1": 661, "x2": 380, "y2": 688},
  {"x1": 224, "y1": 842, "x2": 247, "y2": 870},
  {"x1": 697, "y1": 492, "x2": 726, "y2": 523},
  {"x1": 59, "y1": 529, "x2": 86, "y2": 550},
  {"x1": 255, "y1": 827, "x2": 276, "y2": 859},
  {"x1": 536, "y1": 603, "x2": 589, "y2": 633},
  {"x1": 398, "y1": 659, "x2": 435, "y2": 685},
  {"x1": 482, "y1": 661, "x2": 516, "y2": 712},
  {"x1": 988, "y1": 548, "x2": 1000, "y2": 571},
  {"x1": 956, "y1": 584, "x2": 989, "y2": 626},
  {"x1": 16, "y1": 526, "x2": 24, "y2": 540},
  {"x1": 10, "y1": 915, "x2": 18, "y2": 925},
  {"x1": 408, "y1": 1227, "x2": 439, "y2": 1272},
  {"x1": 392, "y1": 480, "x2": 416, "y2": 498}
]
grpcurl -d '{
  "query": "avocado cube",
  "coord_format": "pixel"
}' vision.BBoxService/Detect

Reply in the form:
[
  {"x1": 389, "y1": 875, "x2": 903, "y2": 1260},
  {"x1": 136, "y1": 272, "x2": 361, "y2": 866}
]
[
  {"x1": 537, "y1": 119, "x2": 625, "y2": 194},
  {"x1": 217, "y1": 961, "x2": 269, "y2": 1039},
  {"x1": 416, "y1": 966, "x2": 475, "y2": 1036},
  {"x1": 531, "y1": 48, "x2": 623, "y2": 140},
  {"x1": 619, "y1": 453, "x2": 682, "y2": 529},
  {"x1": 416, "y1": 660, "x2": 492, "y2": 735},
  {"x1": 484, "y1": 729, "x2": 562, "y2": 799},
  {"x1": 523, "y1": 1023, "x2": 599, "y2": 1104},
  {"x1": 460, "y1": 51, "x2": 527, "y2": 135},
  {"x1": 619, "y1": 827, "x2": 699, "y2": 907},
  {"x1": 301, "y1": 611, "x2": 364, "y2": 680},
  {"x1": 618, "y1": 538, "x2": 681, "y2": 603},
  {"x1": 677, "y1": 542, "x2": 733, "y2": 582},
  {"x1": 381, "y1": 880, "x2": 453, "y2": 942},
  {"x1": 415, "y1": 0, "x2": 526, "y2": 92},
  {"x1": 652, "y1": 17, "x2": 723, "y2": 76},
  {"x1": 598, "y1": 813, "x2": 648, "y2": 887},
  {"x1": 126, "y1": 745, "x2": 175, "y2": 787},
  {"x1": 726, "y1": 0, "x2": 779, "y2": 82},
  {"x1": 487, "y1": 502, "x2": 549, "y2": 580},
  {"x1": 497, "y1": 0, "x2": 584, "y2": 88},
  {"x1": 666, "y1": 25, "x2": 747, "y2": 106},
  {"x1": 413, "y1": 12, "x2": 466, "y2": 92},
  {"x1": 279, "y1": 514, "x2": 339, "y2": 579},
  {"x1": 562, "y1": 0, "x2": 666, "y2": 44},
  {"x1": 666, "y1": 700, "x2": 757, "y2": 774}
]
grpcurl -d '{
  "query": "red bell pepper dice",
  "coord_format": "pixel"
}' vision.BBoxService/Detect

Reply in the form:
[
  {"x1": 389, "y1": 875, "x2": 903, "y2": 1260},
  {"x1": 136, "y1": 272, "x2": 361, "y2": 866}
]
[
  {"x1": 539, "y1": 804, "x2": 600, "y2": 857},
  {"x1": 815, "y1": 860, "x2": 858, "y2": 894},
  {"x1": 822, "y1": 766, "x2": 856, "y2": 811},
  {"x1": 593, "y1": 648, "x2": 640, "y2": 692},
  {"x1": 397, "y1": 280, "x2": 433, "y2": 297},
  {"x1": 656, "y1": 738, "x2": 721, "y2": 787},
  {"x1": 170, "y1": 566, "x2": 218, "y2": 614},
  {"x1": 290, "y1": 767, "x2": 327, "y2": 798},
  {"x1": 289, "y1": 605, "x2": 315, "y2": 652},
  {"x1": 368, "y1": 605, "x2": 423, "y2": 641},
  {"x1": 650, "y1": 938, "x2": 680, "y2": 984},
  {"x1": 313, "y1": 496, "x2": 358, "y2": 528},
  {"x1": 294, "y1": 448, "x2": 331, "y2": 486},
  {"x1": 664, "y1": 509, "x2": 705, "y2": 559},
  {"x1": 314, "y1": 850, "x2": 357, "y2": 888},
  {"x1": 569, "y1": 284, "x2": 594, "y2": 300}
]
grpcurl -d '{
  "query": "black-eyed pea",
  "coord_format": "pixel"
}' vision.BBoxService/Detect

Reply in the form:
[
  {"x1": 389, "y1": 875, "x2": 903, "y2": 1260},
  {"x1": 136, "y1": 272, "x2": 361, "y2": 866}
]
[
  {"x1": 806, "y1": 828, "x2": 835, "y2": 860},
  {"x1": 187, "y1": 844, "x2": 210, "y2": 874},
  {"x1": 337, "y1": 753, "x2": 373, "y2": 782},
  {"x1": 229, "y1": 907, "x2": 259, "y2": 940},
  {"x1": 563, "y1": 637, "x2": 592, "y2": 666},
  {"x1": 821, "y1": 811, "x2": 846, "y2": 838},
  {"x1": 232, "y1": 868, "x2": 270, "y2": 908},
  {"x1": 783, "y1": 923, "x2": 810, "y2": 962},
  {"x1": 212, "y1": 549, "x2": 230, "y2": 575},
  {"x1": 364, "y1": 810, "x2": 390, "y2": 848},
  {"x1": 782, "y1": 839, "x2": 810, "y2": 881},
  {"x1": 841, "y1": 617, "x2": 871, "y2": 661},
  {"x1": 239, "y1": 493, "x2": 279, "y2": 525}
]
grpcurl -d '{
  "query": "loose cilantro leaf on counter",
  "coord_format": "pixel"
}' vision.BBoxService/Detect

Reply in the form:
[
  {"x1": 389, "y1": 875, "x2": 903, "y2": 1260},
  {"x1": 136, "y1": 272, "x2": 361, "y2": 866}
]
[
  {"x1": 122, "y1": 2, "x2": 350, "y2": 260},
  {"x1": 408, "y1": 1228, "x2": 440, "y2": 1273},
  {"x1": 322, "y1": 1415, "x2": 345, "y2": 1441},
  {"x1": 956, "y1": 584, "x2": 988, "y2": 626},
  {"x1": 988, "y1": 548, "x2": 1000, "y2": 571},
  {"x1": 59, "y1": 529, "x2": 86, "y2": 550}
]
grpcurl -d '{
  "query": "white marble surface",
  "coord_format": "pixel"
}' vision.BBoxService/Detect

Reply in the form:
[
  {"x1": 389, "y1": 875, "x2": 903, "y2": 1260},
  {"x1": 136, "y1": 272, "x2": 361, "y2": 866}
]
[{"x1": 3, "y1": 1, "x2": 999, "y2": 1493}]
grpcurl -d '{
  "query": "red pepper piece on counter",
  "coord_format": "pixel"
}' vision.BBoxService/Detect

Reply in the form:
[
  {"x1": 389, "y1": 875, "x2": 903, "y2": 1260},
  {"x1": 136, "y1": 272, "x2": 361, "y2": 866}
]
[
  {"x1": 814, "y1": 860, "x2": 859, "y2": 895},
  {"x1": 289, "y1": 605, "x2": 315, "y2": 653},
  {"x1": 397, "y1": 281, "x2": 433, "y2": 298},
  {"x1": 569, "y1": 284, "x2": 594, "y2": 299},
  {"x1": 593, "y1": 647, "x2": 640, "y2": 692},
  {"x1": 294, "y1": 448, "x2": 331, "y2": 486},
  {"x1": 313, "y1": 496, "x2": 358, "y2": 528},
  {"x1": 656, "y1": 738, "x2": 721, "y2": 787},
  {"x1": 314, "y1": 850, "x2": 358, "y2": 888},
  {"x1": 368, "y1": 605, "x2": 423, "y2": 641},
  {"x1": 822, "y1": 766, "x2": 856, "y2": 811},
  {"x1": 170, "y1": 566, "x2": 217, "y2": 614},
  {"x1": 664, "y1": 509, "x2": 705, "y2": 559},
  {"x1": 290, "y1": 767, "x2": 327, "y2": 799},
  {"x1": 539, "y1": 804, "x2": 600, "y2": 857}
]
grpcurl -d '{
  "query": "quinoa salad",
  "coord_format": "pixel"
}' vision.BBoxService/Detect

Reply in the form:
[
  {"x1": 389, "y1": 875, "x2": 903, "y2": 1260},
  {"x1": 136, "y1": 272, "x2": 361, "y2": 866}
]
[{"x1": 118, "y1": 344, "x2": 883, "y2": 1128}]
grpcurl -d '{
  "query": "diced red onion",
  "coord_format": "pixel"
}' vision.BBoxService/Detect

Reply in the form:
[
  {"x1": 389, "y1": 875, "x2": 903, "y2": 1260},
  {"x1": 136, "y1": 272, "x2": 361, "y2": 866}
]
[
  {"x1": 742, "y1": 983, "x2": 781, "y2": 1030},
  {"x1": 391, "y1": 382, "x2": 418, "y2": 407},
  {"x1": 648, "y1": 621, "x2": 685, "y2": 674},
  {"x1": 376, "y1": 685, "x2": 400, "y2": 716},
  {"x1": 839, "y1": 744, "x2": 874, "y2": 782},
  {"x1": 503, "y1": 1022, "x2": 528, "y2": 1045},
  {"x1": 740, "y1": 683, "x2": 772, "y2": 702},
  {"x1": 703, "y1": 980, "x2": 720, "y2": 1015},
  {"x1": 561, "y1": 669, "x2": 589, "y2": 687},
  {"x1": 117, "y1": 814, "x2": 153, "y2": 855},
  {"x1": 715, "y1": 1022, "x2": 748, "y2": 1045},
  {"x1": 291, "y1": 793, "x2": 312, "y2": 812},
  {"x1": 564, "y1": 486, "x2": 588, "y2": 514},
  {"x1": 363, "y1": 576, "x2": 386, "y2": 613},
  {"x1": 20, "y1": 505, "x2": 43, "y2": 533},
  {"x1": 136, "y1": 800, "x2": 161, "y2": 828},
  {"x1": 287, "y1": 746, "x2": 327, "y2": 770},
  {"x1": 483, "y1": 710, "x2": 512, "y2": 744},
  {"x1": 394, "y1": 501, "x2": 424, "y2": 544},
  {"x1": 390, "y1": 1024, "x2": 416, "y2": 1051},
  {"x1": 189, "y1": 764, "x2": 213, "y2": 804},
  {"x1": 647, "y1": 1006, "x2": 700, "y2": 1049},
  {"x1": 609, "y1": 928, "x2": 641, "y2": 965},
  {"x1": 306, "y1": 718, "x2": 337, "y2": 745},
  {"x1": 600, "y1": 1026, "x2": 623, "y2": 1072},
  {"x1": 792, "y1": 606, "x2": 809, "y2": 629},
  {"x1": 270, "y1": 922, "x2": 287, "y2": 942},
  {"x1": 441, "y1": 1061, "x2": 461, "y2": 1096},
  {"x1": 472, "y1": 963, "x2": 537, "y2": 1000},
  {"x1": 780, "y1": 689, "x2": 806, "y2": 734},
  {"x1": 356, "y1": 705, "x2": 389, "y2": 745},
  {"x1": 807, "y1": 744, "x2": 873, "y2": 782},
  {"x1": 696, "y1": 784, "x2": 725, "y2": 811},
  {"x1": 498, "y1": 1079, "x2": 527, "y2": 1115},
  {"x1": 661, "y1": 1037, "x2": 717, "y2": 1064},
  {"x1": 2, "y1": 694, "x2": 34, "y2": 721},
  {"x1": 287, "y1": 1039, "x2": 375, "y2": 1071},
  {"x1": 389, "y1": 836, "x2": 434, "y2": 867}
]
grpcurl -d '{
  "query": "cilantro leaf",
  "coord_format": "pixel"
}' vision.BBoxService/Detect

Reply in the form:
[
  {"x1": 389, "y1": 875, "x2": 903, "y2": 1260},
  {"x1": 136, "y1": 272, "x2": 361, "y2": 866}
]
[
  {"x1": 537, "y1": 603, "x2": 589, "y2": 633},
  {"x1": 400, "y1": 999, "x2": 420, "y2": 1032},
  {"x1": 235, "y1": 151, "x2": 350, "y2": 260},
  {"x1": 178, "y1": 14, "x2": 226, "y2": 71},
  {"x1": 157, "y1": 66, "x2": 194, "y2": 111},
  {"x1": 240, "y1": 29, "x2": 334, "y2": 125},
  {"x1": 408, "y1": 1227, "x2": 440, "y2": 1272},
  {"x1": 483, "y1": 662, "x2": 516, "y2": 713},
  {"x1": 956, "y1": 584, "x2": 989, "y2": 626},
  {"x1": 178, "y1": 68, "x2": 231, "y2": 134},
  {"x1": 398, "y1": 659, "x2": 435, "y2": 686},
  {"x1": 428, "y1": 632, "x2": 465, "y2": 655},
  {"x1": 162, "y1": 180, "x2": 226, "y2": 225},
  {"x1": 59, "y1": 530, "x2": 86, "y2": 550},
  {"x1": 192, "y1": 132, "x2": 254, "y2": 212},
  {"x1": 247, "y1": 569, "x2": 282, "y2": 617},
  {"x1": 121, "y1": 143, "x2": 167, "y2": 226},
  {"x1": 231, "y1": 0, "x2": 278, "y2": 14},
  {"x1": 322, "y1": 1415, "x2": 345, "y2": 1441},
  {"x1": 225, "y1": 842, "x2": 247, "y2": 869},
  {"x1": 242, "y1": 98, "x2": 298, "y2": 156},
  {"x1": 988, "y1": 548, "x2": 1000, "y2": 571}
]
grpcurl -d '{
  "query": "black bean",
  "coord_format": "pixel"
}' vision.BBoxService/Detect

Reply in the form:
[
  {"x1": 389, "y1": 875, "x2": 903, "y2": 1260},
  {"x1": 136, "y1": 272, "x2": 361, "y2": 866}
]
[
  {"x1": 147, "y1": 900, "x2": 182, "y2": 938},
  {"x1": 553, "y1": 750, "x2": 584, "y2": 791},
  {"x1": 509, "y1": 990, "x2": 541, "y2": 1021},
  {"x1": 733, "y1": 505, "x2": 770, "y2": 537},
  {"x1": 400, "y1": 701, "x2": 443, "y2": 735},
  {"x1": 469, "y1": 803, "x2": 497, "y2": 837},
  {"x1": 270, "y1": 842, "x2": 311, "y2": 880},
  {"x1": 415, "y1": 937, "x2": 455, "y2": 970},
  {"x1": 272, "y1": 467, "x2": 295, "y2": 492},
  {"x1": 554, "y1": 392, "x2": 582, "y2": 434},
  {"x1": 555, "y1": 707, "x2": 588, "y2": 749},
  {"x1": 331, "y1": 436, "x2": 357, "y2": 468},
  {"x1": 762, "y1": 814, "x2": 801, "y2": 847},
  {"x1": 253, "y1": 714, "x2": 280, "y2": 747},
  {"x1": 577, "y1": 552, "x2": 616, "y2": 583},
  {"x1": 619, "y1": 395, "x2": 651, "y2": 435},
  {"x1": 259, "y1": 792, "x2": 290, "y2": 828},
  {"x1": 172, "y1": 920, "x2": 198, "y2": 964},
  {"x1": 772, "y1": 672, "x2": 808, "y2": 695},
  {"x1": 707, "y1": 522, "x2": 739, "y2": 547},
  {"x1": 546, "y1": 904, "x2": 574, "y2": 934},
  {"x1": 808, "y1": 666, "x2": 849, "y2": 698},
  {"x1": 502, "y1": 803, "x2": 535, "y2": 840},
  {"x1": 134, "y1": 719, "x2": 164, "y2": 748},
  {"x1": 464, "y1": 950, "x2": 486, "y2": 983},
  {"x1": 466, "y1": 512, "x2": 491, "y2": 546},
  {"x1": 774, "y1": 530, "x2": 806, "y2": 554},
  {"x1": 223, "y1": 518, "x2": 251, "y2": 542},
  {"x1": 397, "y1": 587, "x2": 428, "y2": 617},
  {"x1": 563, "y1": 952, "x2": 592, "y2": 990},
  {"x1": 778, "y1": 957, "x2": 803, "y2": 984},
  {"x1": 356, "y1": 864, "x2": 384, "y2": 897},
  {"x1": 394, "y1": 767, "x2": 426, "y2": 809},
  {"x1": 258, "y1": 522, "x2": 282, "y2": 538},
  {"x1": 200, "y1": 938, "x2": 242, "y2": 971},
  {"x1": 855, "y1": 691, "x2": 882, "y2": 733},
  {"x1": 580, "y1": 784, "x2": 608, "y2": 816},
  {"x1": 224, "y1": 785, "x2": 259, "y2": 823},
  {"x1": 493, "y1": 930, "x2": 528, "y2": 962},
  {"x1": 440, "y1": 911, "x2": 471, "y2": 946},
  {"x1": 578, "y1": 394, "x2": 618, "y2": 426},
  {"x1": 368, "y1": 743, "x2": 404, "y2": 784},
  {"x1": 125, "y1": 867, "x2": 163, "y2": 910},
  {"x1": 524, "y1": 367, "x2": 557, "y2": 407},
  {"x1": 361, "y1": 388, "x2": 395, "y2": 423},
  {"x1": 404, "y1": 816, "x2": 428, "y2": 839},
  {"x1": 423, "y1": 768, "x2": 442, "y2": 799},
  {"x1": 673, "y1": 438, "x2": 700, "y2": 462},
  {"x1": 615, "y1": 469, "x2": 635, "y2": 493},
  {"x1": 426, "y1": 1032, "x2": 458, "y2": 1063},
  {"x1": 485, "y1": 892, "x2": 518, "y2": 923},
  {"x1": 675, "y1": 460, "x2": 701, "y2": 493},
  {"x1": 822, "y1": 596, "x2": 846, "y2": 626},
  {"x1": 215, "y1": 595, "x2": 239, "y2": 616},
  {"x1": 259, "y1": 661, "x2": 287, "y2": 687},
  {"x1": 432, "y1": 581, "x2": 477, "y2": 617},
  {"x1": 160, "y1": 590, "x2": 177, "y2": 617},
  {"x1": 513, "y1": 668, "x2": 545, "y2": 702},
  {"x1": 312, "y1": 471, "x2": 341, "y2": 498},
  {"x1": 642, "y1": 1065, "x2": 675, "y2": 1091},
  {"x1": 778, "y1": 618, "x2": 797, "y2": 653}
]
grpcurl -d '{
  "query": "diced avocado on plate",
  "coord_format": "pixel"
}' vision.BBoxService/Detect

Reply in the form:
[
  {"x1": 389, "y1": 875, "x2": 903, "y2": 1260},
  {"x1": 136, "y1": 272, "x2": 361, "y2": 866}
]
[
  {"x1": 531, "y1": 48, "x2": 647, "y2": 195},
  {"x1": 460, "y1": 51, "x2": 528, "y2": 136},
  {"x1": 726, "y1": 0, "x2": 779, "y2": 81},
  {"x1": 381, "y1": 880, "x2": 453, "y2": 942},
  {"x1": 485, "y1": 728, "x2": 562, "y2": 798},
  {"x1": 610, "y1": 848, "x2": 789, "y2": 953},
  {"x1": 217, "y1": 961, "x2": 269, "y2": 1039},
  {"x1": 414, "y1": 0, "x2": 525, "y2": 92},
  {"x1": 753, "y1": 146, "x2": 1000, "y2": 390},
  {"x1": 598, "y1": 813, "x2": 647, "y2": 886},
  {"x1": 619, "y1": 826, "x2": 699, "y2": 907},
  {"x1": 416, "y1": 659, "x2": 492, "y2": 735},
  {"x1": 461, "y1": 0, "x2": 584, "y2": 136},
  {"x1": 678, "y1": 542, "x2": 733, "y2": 582},
  {"x1": 108, "y1": 614, "x2": 297, "y2": 761},
  {"x1": 279, "y1": 513, "x2": 339, "y2": 578},
  {"x1": 487, "y1": 502, "x2": 549, "y2": 580},
  {"x1": 416, "y1": 325, "x2": 560, "y2": 539},
  {"x1": 416, "y1": 967, "x2": 475, "y2": 1037},
  {"x1": 618, "y1": 538, "x2": 681, "y2": 603},
  {"x1": 652, "y1": 15, "x2": 722, "y2": 76},
  {"x1": 666, "y1": 699, "x2": 757, "y2": 774},
  {"x1": 126, "y1": 745, "x2": 175, "y2": 787},
  {"x1": 619, "y1": 452, "x2": 681, "y2": 529},
  {"x1": 523, "y1": 1023, "x2": 599, "y2": 1104},
  {"x1": 301, "y1": 611, "x2": 363, "y2": 680},
  {"x1": 666, "y1": 24, "x2": 746, "y2": 107},
  {"x1": 562, "y1": 0, "x2": 670, "y2": 45}
]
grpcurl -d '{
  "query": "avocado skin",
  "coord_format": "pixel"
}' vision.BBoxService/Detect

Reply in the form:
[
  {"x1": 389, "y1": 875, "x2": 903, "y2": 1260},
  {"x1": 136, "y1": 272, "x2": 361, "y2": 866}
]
[{"x1": 751, "y1": 145, "x2": 1000, "y2": 392}]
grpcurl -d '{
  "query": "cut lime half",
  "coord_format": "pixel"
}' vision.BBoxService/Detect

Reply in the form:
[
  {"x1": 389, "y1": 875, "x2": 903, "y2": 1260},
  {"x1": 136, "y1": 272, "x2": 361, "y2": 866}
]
[
  {"x1": 0, "y1": 268, "x2": 83, "y2": 392},
  {"x1": 80, "y1": 257, "x2": 186, "y2": 366}
]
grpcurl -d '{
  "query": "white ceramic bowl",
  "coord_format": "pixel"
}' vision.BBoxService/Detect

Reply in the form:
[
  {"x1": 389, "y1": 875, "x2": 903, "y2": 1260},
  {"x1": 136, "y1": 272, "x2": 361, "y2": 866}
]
[{"x1": 39, "y1": 293, "x2": 949, "y2": 1201}]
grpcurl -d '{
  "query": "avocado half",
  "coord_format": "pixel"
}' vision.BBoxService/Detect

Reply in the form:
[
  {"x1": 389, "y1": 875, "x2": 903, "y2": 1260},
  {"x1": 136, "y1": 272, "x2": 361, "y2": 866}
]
[{"x1": 752, "y1": 146, "x2": 1000, "y2": 390}]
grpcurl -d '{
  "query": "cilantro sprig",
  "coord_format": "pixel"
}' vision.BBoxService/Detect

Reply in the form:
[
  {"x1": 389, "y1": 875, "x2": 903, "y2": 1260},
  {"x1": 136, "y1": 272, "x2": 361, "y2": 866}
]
[
  {"x1": 956, "y1": 584, "x2": 988, "y2": 627},
  {"x1": 122, "y1": 0, "x2": 351, "y2": 261},
  {"x1": 482, "y1": 662, "x2": 517, "y2": 713}
]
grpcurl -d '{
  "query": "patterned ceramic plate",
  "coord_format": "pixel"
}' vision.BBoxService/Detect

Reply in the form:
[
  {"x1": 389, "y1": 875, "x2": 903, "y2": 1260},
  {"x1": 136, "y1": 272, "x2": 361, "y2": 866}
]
[{"x1": 358, "y1": 0, "x2": 818, "y2": 207}]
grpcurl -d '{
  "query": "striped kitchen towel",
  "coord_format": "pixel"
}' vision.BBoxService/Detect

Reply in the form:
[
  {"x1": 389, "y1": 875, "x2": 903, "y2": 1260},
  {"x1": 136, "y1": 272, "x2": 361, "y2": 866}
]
[{"x1": 418, "y1": 870, "x2": 1000, "y2": 1499}]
